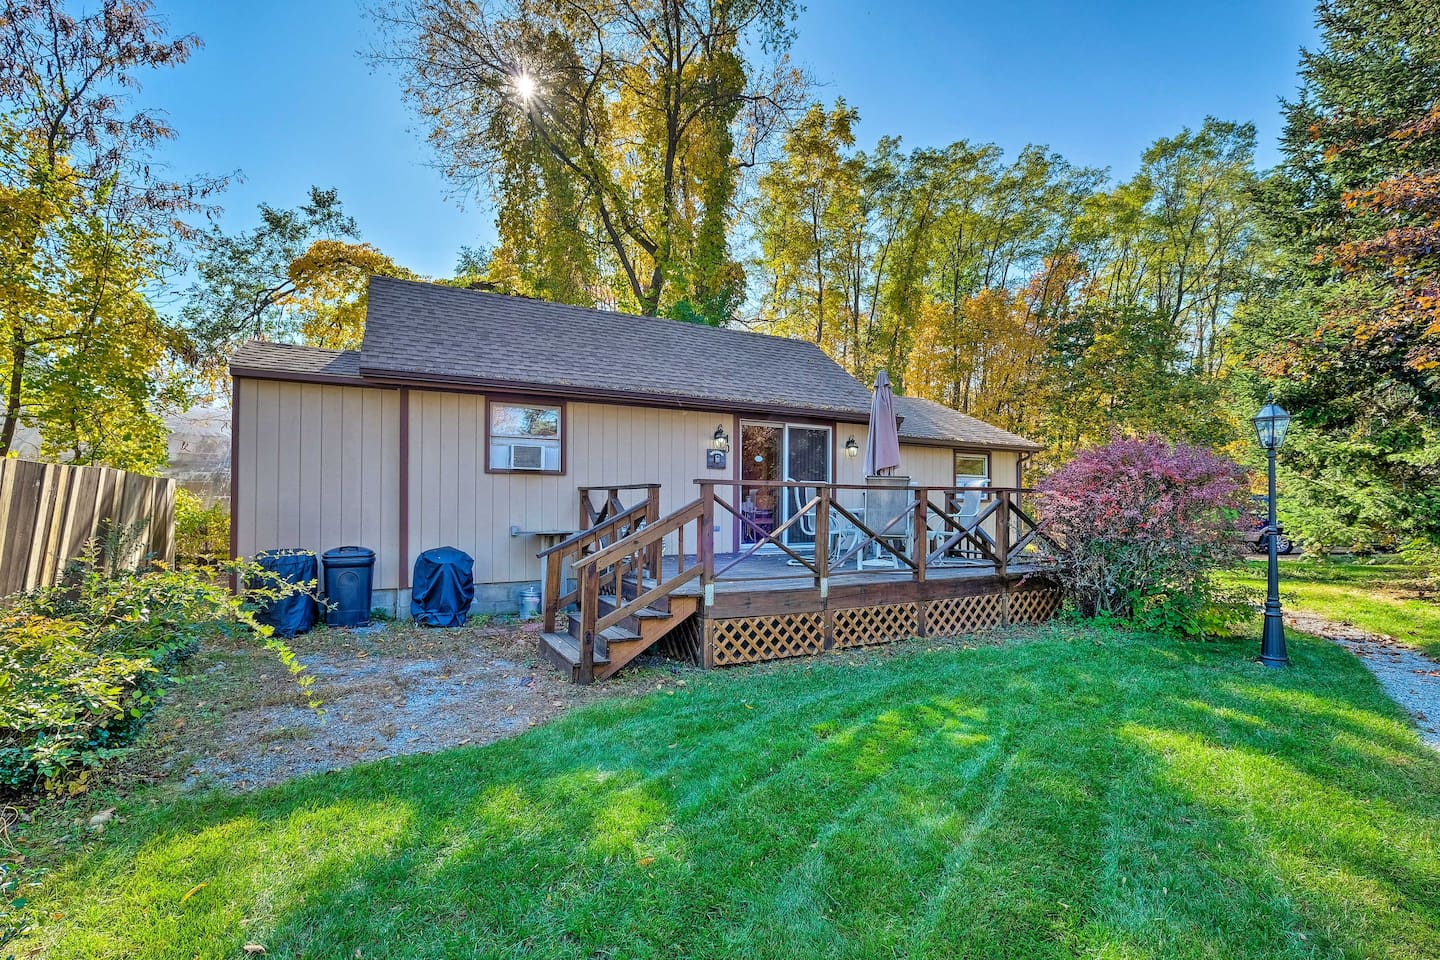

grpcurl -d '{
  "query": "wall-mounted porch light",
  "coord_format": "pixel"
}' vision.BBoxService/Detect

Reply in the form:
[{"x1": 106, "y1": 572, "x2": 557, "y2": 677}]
[
  {"x1": 707, "y1": 424, "x2": 730, "y2": 471},
  {"x1": 845, "y1": 436, "x2": 859, "y2": 458}
]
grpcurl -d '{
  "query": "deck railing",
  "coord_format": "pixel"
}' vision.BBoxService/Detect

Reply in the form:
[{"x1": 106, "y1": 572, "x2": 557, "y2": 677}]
[
  {"x1": 541, "y1": 480, "x2": 1057, "y2": 681},
  {"x1": 694, "y1": 479, "x2": 1055, "y2": 593}
]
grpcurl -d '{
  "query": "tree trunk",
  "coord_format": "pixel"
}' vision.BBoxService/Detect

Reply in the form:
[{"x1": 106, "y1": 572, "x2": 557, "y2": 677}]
[{"x1": 0, "y1": 331, "x2": 25, "y2": 457}]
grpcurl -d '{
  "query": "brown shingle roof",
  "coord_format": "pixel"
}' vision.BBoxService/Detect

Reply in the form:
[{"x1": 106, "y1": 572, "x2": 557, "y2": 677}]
[
  {"x1": 358, "y1": 277, "x2": 876, "y2": 417},
  {"x1": 894, "y1": 396, "x2": 1042, "y2": 452},
  {"x1": 227, "y1": 280, "x2": 1044, "y2": 452},
  {"x1": 230, "y1": 341, "x2": 363, "y2": 382}
]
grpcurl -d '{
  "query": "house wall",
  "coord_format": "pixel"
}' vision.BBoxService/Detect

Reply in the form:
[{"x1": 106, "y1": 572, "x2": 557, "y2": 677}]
[
  {"x1": 834, "y1": 425, "x2": 1021, "y2": 488},
  {"x1": 407, "y1": 390, "x2": 735, "y2": 592},
  {"x1": 234, "y1": 376, "x2": 1032, "y2": 615},
  {"x1": 232, "y1": 378, "x2": 401, "y2": 591},
  {"x1": 235, "y1": 377, "x2": 745, "y2": 613}
]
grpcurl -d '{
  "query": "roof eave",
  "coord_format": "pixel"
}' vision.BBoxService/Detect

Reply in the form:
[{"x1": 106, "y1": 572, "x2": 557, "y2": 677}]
[
  {"x1": 228, "y1": 365, "x2": 365, "y2": 386},
  {"x1": 229, "y1": 359, "x2": 1044, "y2": 451},
  {"x1": 898, "y1": 434, "x2": 1044, "y2": 453},
  {"x1": 235, "y1": 362, "x2": 874, "y2": 422}
]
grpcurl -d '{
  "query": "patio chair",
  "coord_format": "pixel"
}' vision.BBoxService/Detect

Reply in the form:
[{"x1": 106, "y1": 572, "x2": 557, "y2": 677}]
[
  {"x1": 784, "y1": 486, "x2": 818, "y2": 566},
  {"x1": 929, "y1": 478, "x2": 990, "y2": 564},
  {"x1": 785, "y1": 486, "x2": 866, "y2": 569},
  {"x1": 792, "y1": 486, "x2": 817, "y2": 541},
  {"x1": 860, "y1": 482, "x2": 913, "y2": 570}
]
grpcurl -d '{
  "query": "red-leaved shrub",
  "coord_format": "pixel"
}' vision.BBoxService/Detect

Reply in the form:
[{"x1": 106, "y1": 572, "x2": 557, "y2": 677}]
[{"x1": 1036, "y1": 435, "x2": 1249, "y2": 635}]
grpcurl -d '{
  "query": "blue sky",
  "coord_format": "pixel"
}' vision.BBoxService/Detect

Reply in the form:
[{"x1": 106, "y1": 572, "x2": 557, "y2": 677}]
[{"x1": 142, "y1": 0, "x2": 1318, "y2": 278}]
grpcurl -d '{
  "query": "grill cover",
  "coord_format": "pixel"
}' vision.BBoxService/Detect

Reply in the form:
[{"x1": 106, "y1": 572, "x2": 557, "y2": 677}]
[{"x1": 410, "y1": 546, "x2": 475, "y2": 627}]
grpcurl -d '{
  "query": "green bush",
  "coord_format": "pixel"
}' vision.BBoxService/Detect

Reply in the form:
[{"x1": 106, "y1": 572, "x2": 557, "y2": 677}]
[
  {"x1": 174, "y1": 488, "x2": 230, "y2": 562},
  {"x1": 0, "y1": 615, "x2": 156, "y2": 796},
  {"x1": 0, "y1": 551, "x2": 317, "y2": 798}
]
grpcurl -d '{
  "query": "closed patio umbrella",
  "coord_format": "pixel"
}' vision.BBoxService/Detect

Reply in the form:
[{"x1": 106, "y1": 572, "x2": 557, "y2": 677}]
[{"x1": 863, "y1": 370, "x2": 902, "y2": 477}]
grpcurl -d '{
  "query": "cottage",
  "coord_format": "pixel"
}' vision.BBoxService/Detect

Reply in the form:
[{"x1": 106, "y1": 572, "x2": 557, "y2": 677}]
[{"x1": 230, "y1": 277, "x2": 1059, "y2": 679}]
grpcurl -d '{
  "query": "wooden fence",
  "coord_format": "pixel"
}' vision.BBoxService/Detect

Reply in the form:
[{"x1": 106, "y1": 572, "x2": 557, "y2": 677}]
[{"x1": 0, "y1": 458, "x2": 176, "y2": 597}]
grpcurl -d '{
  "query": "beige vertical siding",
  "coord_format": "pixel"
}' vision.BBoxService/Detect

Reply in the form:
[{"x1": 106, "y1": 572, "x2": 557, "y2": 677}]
[
  {"x1": 897, "y1": 444, "x2": 954, "y2": 486},
  {"x1": 992, "y1": 450, "x2": 1022, "y2": 488},
  {"x1": 234, "y1": 378, "x2": 401, "y2": 589},
  {"x1": 236, "y1": 376, "x2": 1031, "y2": 589},
  {"x1": 835, "y1": 431, "x2": 1019, "y2": 490},
  {"x1": 406, "y1": 392, "x2": 738, "y2": 584}
]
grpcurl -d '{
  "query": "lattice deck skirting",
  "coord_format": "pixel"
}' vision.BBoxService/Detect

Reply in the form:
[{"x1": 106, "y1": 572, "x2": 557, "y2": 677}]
[
  {"x1": 1008, "y1": 587, "x2": 1063, "y2": 624},
  {"x1": 702, "y1": 585, "x2": 1064, "y2": 668},
  {"x1": 832, "y1": 602, "x2": 919, "y2": 648},
  {"x1": 708, "y1": 612, "x2": 825, "y2": 666},
  {"x1": 925, "y1": 593, "x2": 1006, "y2": 636}
]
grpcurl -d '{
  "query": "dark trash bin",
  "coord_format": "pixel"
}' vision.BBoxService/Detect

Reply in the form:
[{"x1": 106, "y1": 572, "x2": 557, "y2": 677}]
[
  {"x1": 252, "y1": 549, "x2": 318, "y2": 638},
  {"x1": 411, "y1": 546, "x2": 475, "y2": 627},
  {"x1": 322, "y1": 546, "x2": 376, "y2": 628}
]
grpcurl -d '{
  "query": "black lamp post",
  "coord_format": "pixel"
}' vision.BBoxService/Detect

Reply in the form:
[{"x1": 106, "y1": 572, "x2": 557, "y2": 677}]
[{"x1": 1252, "y1": 397, "x2": 1292, "y2": 668}]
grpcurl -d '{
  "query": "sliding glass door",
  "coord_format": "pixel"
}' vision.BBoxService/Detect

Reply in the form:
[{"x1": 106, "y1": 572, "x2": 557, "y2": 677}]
[{"x1": 739, "y1": 421, "x2": 831, "y2": 549}]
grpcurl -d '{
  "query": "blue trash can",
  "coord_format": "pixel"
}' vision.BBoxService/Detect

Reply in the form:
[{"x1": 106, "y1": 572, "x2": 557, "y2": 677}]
[
  {"x1": 252, "y1": 549, "x2": 318, "y2": 637},
  {"x1": 322, "y1": 546, "x2": 376, "y2": 628}
]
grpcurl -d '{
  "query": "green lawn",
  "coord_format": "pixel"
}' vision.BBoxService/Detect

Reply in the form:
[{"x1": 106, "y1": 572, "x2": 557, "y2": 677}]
[
  {"x1": 14, "y1": 623, "x2": 1440, "y2": 959},
  {"x1": 1223, "y1": 557, "x2": 1440, "y2": 658}
]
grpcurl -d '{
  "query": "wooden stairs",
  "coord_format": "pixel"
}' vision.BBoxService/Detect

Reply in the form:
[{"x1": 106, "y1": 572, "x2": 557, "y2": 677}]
[
  {"x1": 536, "y1": 492, "x2": 709, "y2": 683},
  {"x1": 540, "y1": 588, "x2": 699, "y2": 682}
]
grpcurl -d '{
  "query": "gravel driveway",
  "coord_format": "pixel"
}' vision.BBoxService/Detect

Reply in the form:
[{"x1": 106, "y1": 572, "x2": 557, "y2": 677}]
[
  {"x1": 1288, "y1": 609, "x2": 1440, "y2": 751},
  {"x1": 136, "y1": 619, "x2": 684, "y2": 791}
]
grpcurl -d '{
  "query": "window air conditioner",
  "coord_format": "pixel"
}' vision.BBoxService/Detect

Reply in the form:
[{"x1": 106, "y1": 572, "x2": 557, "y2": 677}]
[{"x1": 510, "y1": 443, "x2": 545, "y2": 470}]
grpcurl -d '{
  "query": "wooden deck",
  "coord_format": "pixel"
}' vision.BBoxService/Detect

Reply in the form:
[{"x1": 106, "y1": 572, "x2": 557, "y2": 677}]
[
  {"x1": 646, "y1": 551, "x2": 1059, "y2": 667},
  {"x1": 539, "y1": 481, "x2": 1063, "y2": 681},
  {"x1": 665, "y1": 550, "x2": 1045, "y2": 586}
]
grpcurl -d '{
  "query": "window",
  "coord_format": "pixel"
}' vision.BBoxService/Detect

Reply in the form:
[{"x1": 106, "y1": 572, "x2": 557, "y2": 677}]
[
  {"x1": 954, "y1": 450, "x2": 989, "y2": 484},
  {"x1": 487, "y1": 400, "x2": 564, "y2": 474}
]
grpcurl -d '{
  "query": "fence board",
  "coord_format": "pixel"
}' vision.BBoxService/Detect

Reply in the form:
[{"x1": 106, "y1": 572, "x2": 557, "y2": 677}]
[{"x1": 0, "y1": 458, "x2": 176, "y2": 597}]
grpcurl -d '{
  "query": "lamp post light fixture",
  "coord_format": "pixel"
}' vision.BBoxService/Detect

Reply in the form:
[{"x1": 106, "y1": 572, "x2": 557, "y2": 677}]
[
  {"x1": 1252, "y1": 397, "x2": 1293, "y2": 668},
  {"x1": 845, "y1": 436, "x2": 859, "y2": 459}
]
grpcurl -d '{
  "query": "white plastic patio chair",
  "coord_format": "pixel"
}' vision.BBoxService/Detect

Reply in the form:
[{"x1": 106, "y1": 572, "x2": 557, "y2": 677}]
[{"x1": 929, "y1": 478, "x2": 990, "y2": 564}]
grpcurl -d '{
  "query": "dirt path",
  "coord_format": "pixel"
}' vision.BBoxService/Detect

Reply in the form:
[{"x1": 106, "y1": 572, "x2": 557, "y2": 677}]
[
  {"x1": 1287, "y1": 609, "x2": 1440, "y2": 751},
  {"x1": 134, "y1": 620, "x2": 681, "y2": 792}
]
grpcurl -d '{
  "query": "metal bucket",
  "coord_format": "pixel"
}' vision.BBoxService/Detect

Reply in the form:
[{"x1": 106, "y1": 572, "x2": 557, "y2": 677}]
[{"x1": 517, "y1": 585, "x2": 542, "y2": 620}]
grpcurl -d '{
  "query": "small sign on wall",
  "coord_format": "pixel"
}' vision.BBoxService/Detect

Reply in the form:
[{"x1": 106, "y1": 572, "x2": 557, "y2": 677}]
[{"x1": 706, "y1": 449, "x2": 727, "y2": 471}]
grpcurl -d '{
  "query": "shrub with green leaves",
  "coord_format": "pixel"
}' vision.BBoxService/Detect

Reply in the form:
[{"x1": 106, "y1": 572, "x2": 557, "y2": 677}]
[
  {"x1": 174, "y1": 489, "x2": 230, "y2": 563},
  {"x1": 0, "y1": 552, "x2": 317, "y2": 798},
  {"x1": 0, "y1": 615, "x2": 156, "y2": 796}
]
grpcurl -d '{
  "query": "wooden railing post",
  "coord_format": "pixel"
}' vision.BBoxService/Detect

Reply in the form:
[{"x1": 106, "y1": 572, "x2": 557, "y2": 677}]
[
  {"x1": 996, "y1": 489, "x2": 1012, "y2": 577},
  {"x1": 913, "y1": 486, "x2": 927, "y2": 584},
  {"x1": 698, "y1": 481, "x2": 716, "y2": 608},
  {"x1": 814, "y1": 485, "x2": 830, "y2": 593},
  {"x1": 543, "y1": 550, "x2": 562, "y2": 632},
  {"x1": 579, "y1": 563, "x2": 599, "y2": 684},
  {"x1": 645, "y1": 484, "x2": 661, "y2": 580}
]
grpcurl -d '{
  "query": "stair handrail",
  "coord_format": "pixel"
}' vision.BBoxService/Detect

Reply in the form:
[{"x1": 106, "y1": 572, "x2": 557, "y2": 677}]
[
  {"x1": 537, "y1": 500, "x2": 649, "y2": 562},
  {"x1": 571, "y1": 499, "x2": 702, "y2": 572},
  {"x1": 570, "y1": 498, "x2": 706, "y2": 682},
  {"x1": 537, "y1": 499, "x2": 650, "y2": 632}
]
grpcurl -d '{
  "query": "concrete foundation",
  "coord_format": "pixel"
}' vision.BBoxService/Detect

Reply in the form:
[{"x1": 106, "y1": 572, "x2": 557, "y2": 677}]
[{"x1": 367, "y1": 579, "x2": 570, "y2": 622}]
